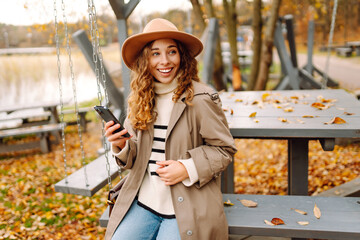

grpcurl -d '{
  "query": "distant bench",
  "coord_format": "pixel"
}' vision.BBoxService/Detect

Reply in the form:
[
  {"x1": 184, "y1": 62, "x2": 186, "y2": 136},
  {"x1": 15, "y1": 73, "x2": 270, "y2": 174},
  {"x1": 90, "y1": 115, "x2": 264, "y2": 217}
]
[
  {"x1": 99, "y1": 194, "x2": 360, "y2": 239},
  {"x1": 0, "y1": 123, "x2": 65, "y2": 154},
  {"x1": 335, "y1": 47, "x2": 353, "y2": 57},
  {"x1": 61, "y1": 107, "x2": 92, "y2": 132}
]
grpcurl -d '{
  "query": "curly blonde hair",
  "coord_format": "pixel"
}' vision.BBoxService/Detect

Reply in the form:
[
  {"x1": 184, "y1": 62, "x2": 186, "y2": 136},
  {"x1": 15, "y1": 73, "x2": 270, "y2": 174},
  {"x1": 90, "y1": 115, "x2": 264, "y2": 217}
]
[{"x1": 127, "y1": 40, "x2": 200, "y2": 130}]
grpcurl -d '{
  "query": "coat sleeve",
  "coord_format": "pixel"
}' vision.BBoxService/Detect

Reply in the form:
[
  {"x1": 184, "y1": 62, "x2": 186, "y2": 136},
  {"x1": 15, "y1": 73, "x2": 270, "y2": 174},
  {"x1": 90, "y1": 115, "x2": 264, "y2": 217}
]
[
  {"x1": 113, "y1": 118, "x2": 138, "y2": 169},
  {"x1": 187, "y1": 93, "x2": 237, "y2": 188}
]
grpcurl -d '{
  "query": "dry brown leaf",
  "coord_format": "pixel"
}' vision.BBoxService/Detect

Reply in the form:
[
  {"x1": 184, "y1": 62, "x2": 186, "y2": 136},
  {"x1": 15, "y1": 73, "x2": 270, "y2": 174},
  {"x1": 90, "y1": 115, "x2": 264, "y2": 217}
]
[
  {"x1": 252, "y1": 100, "x2": 259, "y2": 105},
  {"x1": 290, "y1": 96, "x2": 299, "y2": 100},
  {"x1": 235, "y1": 99, "x2": 243, "y2": 102},
  {"x1": 324, "y1": 117, "x2": 347, "y2": 125},
  {"x1": 343, "y1": 112, "x2": 355, "y2": 115},
  {"x1": 278, "y1": 118, "x2": 288, "y2": 123},
  {"x1": 224, "y1": 199, "x2": 234, "y2": 206},
  {"x1": 311, "y1": 102, "x2": 325, "y2": 110},
  {"x1": 230, "y1": 109, "x2": 234, "y2": 115},
  {"x1": 314, "y1": 204, "x2": 321, "y2": 219},
  {"x1": 249, "y1": 112, "x2": 257, "y2": 118},
  {"x1": 291, "y1": 208, "x2": 307, "y2": 215},
  {"x1": 253, "y1": 118, "x2": 259, "y2": 123},
  {"x1": 297, "y1": 221, "x2": 309, "y2": 226},
  {"x1": 296, "y1": 119, "x2": 305, "y2": 124},
  {"x1": 264, "y1": 220, "x2": 275, "y2": 226},
  {"x1": 271, "y1": 218, "x2": 285, "y2": 225},
  {"x1": 320, "y1": 98, "x2": 337, "y2": 103},
  {"x1": 283, "y1": 107, "x2": 294, "y2": 112},
  {"x1": 302, "y1": 115, "x2": 314, "y2": 118},
  {"x1": 238, "y1": 199, "x2": 258, "y2": 208}
]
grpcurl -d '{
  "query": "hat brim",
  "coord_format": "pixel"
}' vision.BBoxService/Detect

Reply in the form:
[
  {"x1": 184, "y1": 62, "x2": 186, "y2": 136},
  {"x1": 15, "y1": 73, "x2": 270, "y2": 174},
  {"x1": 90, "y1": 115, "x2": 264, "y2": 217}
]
[{"x1": 121, "y1": 30, "x2": 203, "y2": 69}]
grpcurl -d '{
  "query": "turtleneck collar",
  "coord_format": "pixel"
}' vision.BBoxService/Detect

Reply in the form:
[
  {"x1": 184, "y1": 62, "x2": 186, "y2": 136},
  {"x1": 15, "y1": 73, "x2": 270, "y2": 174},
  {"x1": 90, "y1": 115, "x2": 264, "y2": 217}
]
[{"x1": 154, "y1": 77, "x2": 178, "y2": 95}]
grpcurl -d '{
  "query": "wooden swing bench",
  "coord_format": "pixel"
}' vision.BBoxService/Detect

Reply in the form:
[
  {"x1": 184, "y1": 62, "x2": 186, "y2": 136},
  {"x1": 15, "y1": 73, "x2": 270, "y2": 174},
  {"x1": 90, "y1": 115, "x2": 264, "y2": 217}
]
[
  {"x1": 54, "y1": 152, "x2": 120, "y2": 196},
  {"x1": 98, "y1": 193, "x2": 360, "y2": 240}
]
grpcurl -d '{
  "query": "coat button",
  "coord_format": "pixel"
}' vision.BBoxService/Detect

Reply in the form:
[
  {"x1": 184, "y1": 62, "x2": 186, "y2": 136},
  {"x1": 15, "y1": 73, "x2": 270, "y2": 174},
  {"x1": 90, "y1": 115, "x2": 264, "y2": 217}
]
[
  {"x1": 177, "y1": 196, "x2": 184, "y2": 202},
  {"x1": 187, "y1": 230, "x2": 193, "y2": 236}
]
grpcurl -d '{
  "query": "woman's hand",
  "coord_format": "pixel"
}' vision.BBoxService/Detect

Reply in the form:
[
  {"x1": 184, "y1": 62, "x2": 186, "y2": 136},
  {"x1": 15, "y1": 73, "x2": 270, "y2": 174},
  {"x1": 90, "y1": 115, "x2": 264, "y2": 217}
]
[
  {"x1": 156, "y1": 160, "x2": 189, "y2": 186},
  {"x1": 104, "y1": 121, "x2": 131, "y2": 150}
]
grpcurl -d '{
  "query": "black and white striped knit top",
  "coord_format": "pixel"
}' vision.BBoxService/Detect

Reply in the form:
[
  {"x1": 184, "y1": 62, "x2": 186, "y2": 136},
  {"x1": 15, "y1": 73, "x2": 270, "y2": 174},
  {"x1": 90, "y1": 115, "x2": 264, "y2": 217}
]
[{"x1": 137, "y1": 79, "x2": 177, "y2": 218}]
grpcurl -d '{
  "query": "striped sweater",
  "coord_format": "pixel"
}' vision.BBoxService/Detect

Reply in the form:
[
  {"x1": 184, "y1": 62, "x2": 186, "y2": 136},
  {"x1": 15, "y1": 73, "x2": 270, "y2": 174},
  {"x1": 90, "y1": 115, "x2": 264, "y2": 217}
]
[{"x1": 112, "y1": 79, "x2": 199, "y2": 218}]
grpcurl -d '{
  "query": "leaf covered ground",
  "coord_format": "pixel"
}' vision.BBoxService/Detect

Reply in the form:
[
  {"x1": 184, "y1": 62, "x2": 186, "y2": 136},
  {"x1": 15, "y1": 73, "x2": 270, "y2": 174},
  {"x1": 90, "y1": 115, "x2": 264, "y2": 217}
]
[{"x1": 0, "y1": 122, "x2": 359, "y2": 239}]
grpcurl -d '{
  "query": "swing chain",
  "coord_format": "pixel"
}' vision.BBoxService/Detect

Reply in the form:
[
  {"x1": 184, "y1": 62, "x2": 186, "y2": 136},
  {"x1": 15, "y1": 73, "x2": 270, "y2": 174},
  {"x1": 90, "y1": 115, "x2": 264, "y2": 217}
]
[
  {"x1": 87, "y1": 0, "x2": 115, "y2": 190},
  {"x1": 54, "y1": 0, "x2": 68, "y2": 184},
  {"x1": 61, "y1": 0, "x2": 89, "y2": 187},
  {"x1": 323, "y1": 0, "x2": 338, "y2": 89}
]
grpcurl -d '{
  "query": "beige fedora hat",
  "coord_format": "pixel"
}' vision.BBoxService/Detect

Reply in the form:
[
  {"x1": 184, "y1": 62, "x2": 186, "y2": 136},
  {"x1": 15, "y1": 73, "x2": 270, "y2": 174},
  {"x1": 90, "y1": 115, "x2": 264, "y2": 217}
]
[{"x1": 121, "y1": 18, "x2": 203, "y2": 69}]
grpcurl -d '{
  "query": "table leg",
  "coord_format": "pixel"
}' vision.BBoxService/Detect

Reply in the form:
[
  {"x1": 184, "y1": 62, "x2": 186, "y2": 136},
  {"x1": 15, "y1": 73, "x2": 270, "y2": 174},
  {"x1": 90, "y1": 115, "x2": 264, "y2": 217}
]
[
  {"x1": 222, "y1": 161, "x2": 234, "y2": 193},
  {"x1": 288, "y1": 138, "x2": 309, "y2": 240},
  {"x1": 288, "y1": 138, "x2": 309, "y2": 196}
]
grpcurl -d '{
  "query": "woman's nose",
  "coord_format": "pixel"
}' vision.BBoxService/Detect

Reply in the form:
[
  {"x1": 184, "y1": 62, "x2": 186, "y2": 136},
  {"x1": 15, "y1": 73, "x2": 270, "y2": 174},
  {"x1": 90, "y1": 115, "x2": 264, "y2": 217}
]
[{"x1": 159, "y1": 54, "x2": 169, "y2": 64}]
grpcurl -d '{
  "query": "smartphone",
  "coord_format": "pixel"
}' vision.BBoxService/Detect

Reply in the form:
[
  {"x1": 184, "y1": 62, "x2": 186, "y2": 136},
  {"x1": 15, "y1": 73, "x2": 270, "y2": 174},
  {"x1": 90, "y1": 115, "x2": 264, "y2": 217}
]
[{"x1": 94, "y1": 105, "x2": 130, "y2": 138}]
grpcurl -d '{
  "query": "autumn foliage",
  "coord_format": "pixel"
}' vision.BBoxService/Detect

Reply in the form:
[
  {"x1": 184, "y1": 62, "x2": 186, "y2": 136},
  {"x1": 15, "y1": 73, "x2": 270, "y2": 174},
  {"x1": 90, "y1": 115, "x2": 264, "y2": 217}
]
[{"x1": 0, "y1": 122, "x2": 359, "y2": 238}]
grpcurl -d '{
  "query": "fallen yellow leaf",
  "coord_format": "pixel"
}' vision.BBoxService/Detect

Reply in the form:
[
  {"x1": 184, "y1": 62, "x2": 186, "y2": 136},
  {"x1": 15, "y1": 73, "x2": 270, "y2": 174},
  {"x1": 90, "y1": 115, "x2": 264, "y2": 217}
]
[
  {"x1": 264, "y1": 219, "x2": 275, "y2": 226},
  {"x1": 291, "y1": 208, "x2": 307, "y2": 215},
  {"x1": 278, "y1": 118, "x2": 288, "y2": 123},
  {"x1": 224, "y1": 199, "x2": 234, "y2": 206},
  {"x1": 297, "y1": 221, "x2": 309, "y2": 226},
  {"x1": 283, "y1": 107, "x2": 294, "y2": 112},
  {"x1": 238, "y1": 199, "x2": 258, "y2": 208},
  {"x1": 314, "y1": 203, "x2": 321, "y2": 219},
  {"x1": 262, "y1": 93, "x2": 271, "y2": 101},
  {"x1": 249, "y1": 112, "x2": 257, "y2": 118}
]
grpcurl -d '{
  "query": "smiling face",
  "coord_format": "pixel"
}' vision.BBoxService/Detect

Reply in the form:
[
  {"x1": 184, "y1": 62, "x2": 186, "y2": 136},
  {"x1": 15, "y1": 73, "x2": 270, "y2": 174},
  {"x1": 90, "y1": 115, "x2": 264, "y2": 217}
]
[{"x1": 148, "y1": 39, "x2": 180, "y2": 84}]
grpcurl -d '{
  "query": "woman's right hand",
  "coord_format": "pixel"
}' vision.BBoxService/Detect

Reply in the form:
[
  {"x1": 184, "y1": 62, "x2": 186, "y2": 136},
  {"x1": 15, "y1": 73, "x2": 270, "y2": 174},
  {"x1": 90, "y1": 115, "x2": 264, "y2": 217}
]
[{"x1": 104, "y1": 121, "x2": 131, "y2": 150}]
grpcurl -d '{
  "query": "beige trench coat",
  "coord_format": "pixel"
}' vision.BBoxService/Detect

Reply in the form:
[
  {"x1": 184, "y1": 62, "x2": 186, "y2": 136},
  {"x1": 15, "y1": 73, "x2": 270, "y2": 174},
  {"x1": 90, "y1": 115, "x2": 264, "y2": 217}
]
[{"x1": 105, "y1": 81, "x2": 237, "y2": 240}]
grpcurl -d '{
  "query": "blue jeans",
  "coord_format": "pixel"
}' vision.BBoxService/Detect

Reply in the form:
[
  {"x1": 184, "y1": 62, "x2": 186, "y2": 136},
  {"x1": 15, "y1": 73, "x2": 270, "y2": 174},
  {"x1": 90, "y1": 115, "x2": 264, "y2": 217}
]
[{"x1": 111, "y1": 199, "x2": 181, "y2": 240}]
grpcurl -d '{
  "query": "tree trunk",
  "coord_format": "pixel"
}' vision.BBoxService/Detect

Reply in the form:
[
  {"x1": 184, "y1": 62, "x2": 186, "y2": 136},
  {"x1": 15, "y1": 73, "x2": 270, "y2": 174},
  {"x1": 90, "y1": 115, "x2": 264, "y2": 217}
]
[
  {"x1": 254, "y1": 0, "x2": 282, "y2": 90},
  {"x1": 223, "y1": 0, "x2": 241, "y2": 91},
  {"x1": 204, "y1": 0, "x2": 227, "y2": 91},
  {"x1": 190, "y1": 0, "x2": 206, "y2": 33},
  {"x1": 190, "y1": 0, "x2": 227, "y2": 91},
  {"x1": 247, "y1": 0, "x2": 262, "y2": 90}
]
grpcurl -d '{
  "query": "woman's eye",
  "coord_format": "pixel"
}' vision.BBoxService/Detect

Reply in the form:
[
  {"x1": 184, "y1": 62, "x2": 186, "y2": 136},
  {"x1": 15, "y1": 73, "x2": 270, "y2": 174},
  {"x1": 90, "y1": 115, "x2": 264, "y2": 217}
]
[
  {"x1": 152, "y1": 52, "x2": 160, "y2": 56},
  {"x1": 169, "y1": 50, "x2": 177, "y2": 55}
]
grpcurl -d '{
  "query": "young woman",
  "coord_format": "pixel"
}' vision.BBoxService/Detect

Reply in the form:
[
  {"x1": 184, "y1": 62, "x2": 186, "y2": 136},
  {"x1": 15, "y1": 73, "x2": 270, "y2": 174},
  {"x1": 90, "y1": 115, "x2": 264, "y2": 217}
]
[{"x1": 104, "y1": 18, "x2": 237, "y2": 240}]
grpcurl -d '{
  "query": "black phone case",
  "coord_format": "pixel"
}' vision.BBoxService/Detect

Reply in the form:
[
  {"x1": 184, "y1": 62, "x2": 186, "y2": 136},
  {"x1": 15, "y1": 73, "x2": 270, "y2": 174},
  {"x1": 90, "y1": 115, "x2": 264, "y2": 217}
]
[{"x1": 94, "y1": 106, "x2": 130, "y2": 137}]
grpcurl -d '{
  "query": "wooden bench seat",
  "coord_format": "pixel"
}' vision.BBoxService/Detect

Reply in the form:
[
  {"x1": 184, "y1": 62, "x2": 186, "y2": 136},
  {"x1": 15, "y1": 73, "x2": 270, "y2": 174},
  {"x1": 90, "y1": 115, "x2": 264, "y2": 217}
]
[
  {"x1": 54, "y1": 153, "x2": 120, "y2": 196},
  {"x1": 0, "y1": 123, "x2": 64, "y2": 154},
  {"x1": 99, "y1": 194, "x2": 360, "y2": 239}
]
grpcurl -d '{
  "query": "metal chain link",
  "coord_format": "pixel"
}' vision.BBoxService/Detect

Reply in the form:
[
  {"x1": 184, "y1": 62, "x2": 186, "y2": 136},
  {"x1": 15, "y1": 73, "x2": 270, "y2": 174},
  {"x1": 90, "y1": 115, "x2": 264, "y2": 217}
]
[
  {"x1": 61, "y1": 0, "x2": 89, "y2": 187},
  {"x1": 54, "y1": 0, "x2": 68, "y2": 184},
  {"x1": 87, "y1": 0, "x2": 116, "y2": 190},
  {"x1": 322, "y1": 0, "x2": 338, "y2": 89}
]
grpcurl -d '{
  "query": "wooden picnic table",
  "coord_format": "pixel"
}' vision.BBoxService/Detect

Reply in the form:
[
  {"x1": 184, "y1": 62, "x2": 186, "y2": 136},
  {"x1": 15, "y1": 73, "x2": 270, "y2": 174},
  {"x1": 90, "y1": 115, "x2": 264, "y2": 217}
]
[
  {"x1": 346, "y1": 41, "x2": 360, "y2": 56},
  {"x1": 219, "y1": 89, "x2": 360, "y2": 196},
  {"x1": 0, "y1": 100, "x2": 65, "y2": 125}
]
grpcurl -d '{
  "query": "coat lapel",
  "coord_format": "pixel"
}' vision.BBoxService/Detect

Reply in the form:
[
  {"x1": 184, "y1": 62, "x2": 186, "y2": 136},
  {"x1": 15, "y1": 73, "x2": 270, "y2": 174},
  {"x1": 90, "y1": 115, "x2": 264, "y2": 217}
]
[{"x1": 166, "y1": 100, "x2": 186, "y2": 139}]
